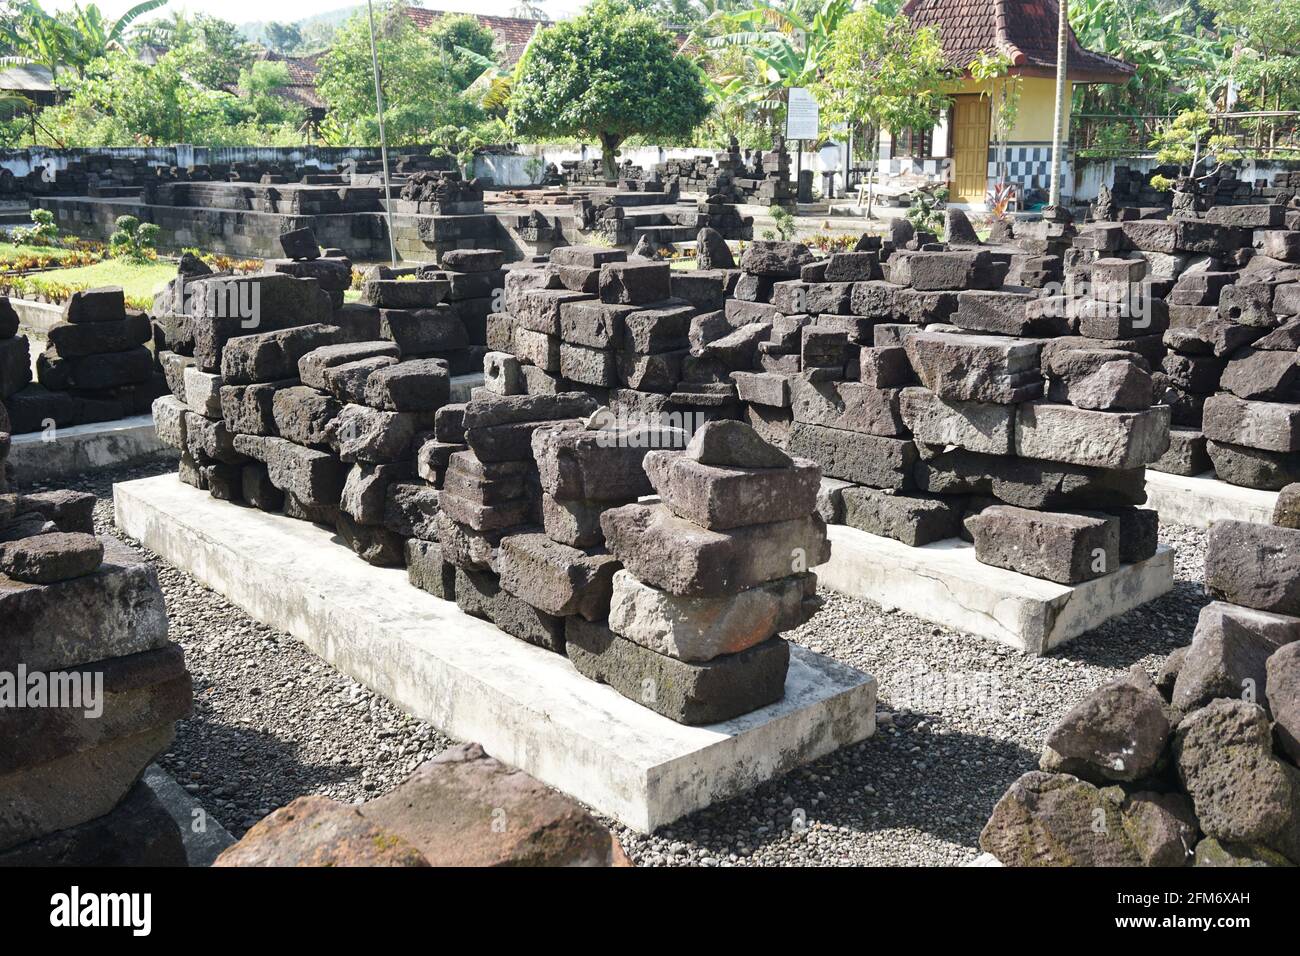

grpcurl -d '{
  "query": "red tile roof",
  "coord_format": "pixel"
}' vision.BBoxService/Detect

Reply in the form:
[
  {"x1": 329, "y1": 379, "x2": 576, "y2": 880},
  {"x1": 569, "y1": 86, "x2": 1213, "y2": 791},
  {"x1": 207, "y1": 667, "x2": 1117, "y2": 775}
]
[
  {"x1": 903, "y1": 0, "x2": 1134, "y2": 84},
  {"x1": 404, "y1": 9, "x2": 548, "y2": 66}
]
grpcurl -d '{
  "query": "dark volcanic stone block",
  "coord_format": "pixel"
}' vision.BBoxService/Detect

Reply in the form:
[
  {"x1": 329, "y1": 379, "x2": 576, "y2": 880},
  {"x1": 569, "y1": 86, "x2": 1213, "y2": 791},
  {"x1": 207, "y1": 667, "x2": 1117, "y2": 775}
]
[
  {"x1": 1205, "y1": 520, "x2": 1300, "y2": 614},
  {"x1": 64, "y1": 286, "x2": 125, "y2": 324},
  {"x1": 566, "y1": 618, "x2": 789, "y2": 725},
  {"x1": 600, "y1": 502, "x2": 830, "y2": 597},
  {"x1": 406, "y1": 539, "x2": 457, "y2": 599},
  {"x1": 915, "y1": 447, "x2": 1148, "y2": 510},
  {"x1": 787, "y1": 422, "x2": 916, "y2": 489},
  {"x1": 1206, "y1": 440, "x2": 1300, "y2": 490},
  {"x1": 496, "y1": 533, "x2": 619, "y2": 621},
  {"x1": 599, "y1": 262, "x2": 672, "y2": 305},
  {"x1": 46, "y1": 312, "x2": 151, "y2": 358},
  {"x1": 841, "y1": 487, "x2": 962, "y2": 546},
  {"x1": 1149, "y1": 428, "x2": 1212, "y2": 477},
  {"x1": 222, "y1": 324, "x2": 341, "y2": 385},
  {"x1": 966, "y1": 505, "x2": 1120, "y2": 584},
  {"x1": 454, "y1": 567, "x2": 565, "y2": 653},
  {"x1": 379, "y1": 308, "x2": 468, "y2": 355}
]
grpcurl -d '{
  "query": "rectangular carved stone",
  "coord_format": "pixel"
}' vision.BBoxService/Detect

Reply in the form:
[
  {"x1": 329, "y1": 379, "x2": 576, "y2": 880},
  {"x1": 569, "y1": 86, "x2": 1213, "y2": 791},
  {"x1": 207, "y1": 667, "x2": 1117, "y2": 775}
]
[
  {"x1": 966, "y1": 505, "x2": 1120, "y2": 584},
  {"x1": 1015, "y1": 402, "x2": 1171, "y2": 469},
  {"x1": 786, "y1": 422, "x2": 916, "y2": 489}
]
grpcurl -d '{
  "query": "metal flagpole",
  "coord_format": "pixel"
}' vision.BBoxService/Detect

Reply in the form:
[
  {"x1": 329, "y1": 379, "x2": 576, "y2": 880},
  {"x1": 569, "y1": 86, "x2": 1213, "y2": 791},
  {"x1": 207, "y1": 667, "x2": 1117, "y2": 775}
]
[{"x1": 367, "y1": 0, "x2": 398, "y2": 266}]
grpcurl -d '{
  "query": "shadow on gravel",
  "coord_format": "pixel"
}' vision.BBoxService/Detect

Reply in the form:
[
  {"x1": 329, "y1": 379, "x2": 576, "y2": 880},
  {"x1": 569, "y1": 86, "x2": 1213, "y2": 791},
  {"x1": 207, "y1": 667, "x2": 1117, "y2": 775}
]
[
  {"x1": 1050, "y1": 580, "x2": 1208, "y2": 671},
  {"x1": 159, "y1": 712, "x2": 367, "y2": 838},
  {"x1": 655, "y1": 722, "x2": 1036, "y2": 862}
]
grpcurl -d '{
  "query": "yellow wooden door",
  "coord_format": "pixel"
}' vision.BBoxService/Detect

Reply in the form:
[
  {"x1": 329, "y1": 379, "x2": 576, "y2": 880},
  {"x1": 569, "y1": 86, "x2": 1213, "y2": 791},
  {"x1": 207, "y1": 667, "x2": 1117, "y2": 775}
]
[{"x1": 950, "y1": 95, "x2": 990, "y2": 203}]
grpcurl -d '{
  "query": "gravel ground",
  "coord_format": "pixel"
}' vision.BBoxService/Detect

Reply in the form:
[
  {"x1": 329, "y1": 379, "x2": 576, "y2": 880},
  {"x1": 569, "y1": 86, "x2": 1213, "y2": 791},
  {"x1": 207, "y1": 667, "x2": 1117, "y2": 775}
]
[{"x1": 49, "y1": 459, "x2": 1210, "y2": 864}]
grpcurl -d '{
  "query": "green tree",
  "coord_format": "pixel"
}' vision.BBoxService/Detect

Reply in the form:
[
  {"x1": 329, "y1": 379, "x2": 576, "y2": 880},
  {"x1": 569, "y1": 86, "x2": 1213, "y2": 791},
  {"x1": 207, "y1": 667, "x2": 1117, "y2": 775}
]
[
  {"x1": 264, "y1": 21, "x2": 303, "y2": 54},
  {"x1": 2, "y1": 0, "x2": 169, "y2": 80},
  {"x1": 170, "y1": 14, "x2": 254, "y2": 89},
  {"x1": 508, "y1": 0, "x2": 711, "y2": 179},
  {"x1": 317, "y1": 3, "x2": 484, "y2": 147},
  {"x1": 702, "y1": 0, "x2": 855, "y2": 134},
  {"x1": 815, "y1": 7, "x2": 951, "y2": 216},
  {"x1": 238, "y1": 60, "x2": 304, "y2": 128}
]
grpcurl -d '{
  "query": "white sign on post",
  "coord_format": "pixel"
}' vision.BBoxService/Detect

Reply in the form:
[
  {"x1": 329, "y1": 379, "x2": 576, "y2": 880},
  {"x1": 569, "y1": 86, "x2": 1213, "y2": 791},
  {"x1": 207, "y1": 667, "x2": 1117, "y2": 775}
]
[{"x1": 786, "y1": 87, "x2": 819, "y2": 141}]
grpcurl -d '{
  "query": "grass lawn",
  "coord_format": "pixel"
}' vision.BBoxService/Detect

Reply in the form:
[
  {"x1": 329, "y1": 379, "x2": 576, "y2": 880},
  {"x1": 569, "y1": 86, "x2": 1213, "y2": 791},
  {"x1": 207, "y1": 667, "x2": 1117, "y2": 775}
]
[{"x1": 32, "y1": 258, "x2": 176, "y2": 305}]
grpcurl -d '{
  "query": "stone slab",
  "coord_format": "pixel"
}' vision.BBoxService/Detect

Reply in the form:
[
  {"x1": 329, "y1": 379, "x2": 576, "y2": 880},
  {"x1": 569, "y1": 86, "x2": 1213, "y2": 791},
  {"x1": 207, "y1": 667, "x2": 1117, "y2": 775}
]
[
  {"x1": 142, "y1": 764, "x2": 235, "y2": 867},
  {"x1": 1144, "y1": 469, "x2": 1281, "y2": 529},
  {"x1": 114, "y1": 474, "x2": 877, "y2": 833},
  {"x1": 816, "y1": 525, "x2": 1175, "y2": 655},
  {"x1": 9, "y1": 414, "x2": 173, "y2": 483}
]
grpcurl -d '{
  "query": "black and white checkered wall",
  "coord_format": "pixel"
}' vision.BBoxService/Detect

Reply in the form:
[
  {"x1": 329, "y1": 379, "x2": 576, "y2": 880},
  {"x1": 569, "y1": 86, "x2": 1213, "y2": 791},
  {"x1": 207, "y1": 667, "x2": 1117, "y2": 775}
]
[{"x1": 987, "y1": 143, "x2": 1072, "y2": 193}]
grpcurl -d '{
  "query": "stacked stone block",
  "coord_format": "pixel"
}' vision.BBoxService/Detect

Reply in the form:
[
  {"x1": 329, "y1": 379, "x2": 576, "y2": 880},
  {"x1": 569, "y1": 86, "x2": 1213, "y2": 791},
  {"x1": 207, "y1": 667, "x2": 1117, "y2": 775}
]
[
  {"x1": 153, "y1": 268, "x2": 469, "y2": 568},
  {"x1": 0, "y1": 299, "x2": 29, "y2": 423},
  {"x1": 0, "y1": 478, "x2": 191, "y2": 865},
  {"x1": 979, "y1": 510, "x2": 1300, "y2": 867},
  {"x1": 565, "y1": 421, "x2": 826, "y2": 724},
  {"x1": 1060, "y1": 202, "x2": 1300, "y2": 489},
  {"x1": 5, "y1": 287, "x2": 165, "y2": 433}
]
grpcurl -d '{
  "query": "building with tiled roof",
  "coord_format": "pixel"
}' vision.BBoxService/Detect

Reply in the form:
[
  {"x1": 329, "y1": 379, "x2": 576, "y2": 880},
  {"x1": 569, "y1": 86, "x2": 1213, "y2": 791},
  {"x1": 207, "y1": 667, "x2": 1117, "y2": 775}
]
[
  {"x1": 897, "y1": 0, "x2": 1134, "y2": 206},
  {"x1": 403, "y1": 9, "x2": 549, "y2": 66}
]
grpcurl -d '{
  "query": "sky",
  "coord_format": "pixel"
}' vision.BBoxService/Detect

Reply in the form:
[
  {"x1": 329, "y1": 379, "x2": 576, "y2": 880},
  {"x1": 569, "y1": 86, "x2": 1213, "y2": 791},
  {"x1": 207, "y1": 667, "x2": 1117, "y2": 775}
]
[{"x1": 39, "y1": 0, "x2": 587, "y2": 25}]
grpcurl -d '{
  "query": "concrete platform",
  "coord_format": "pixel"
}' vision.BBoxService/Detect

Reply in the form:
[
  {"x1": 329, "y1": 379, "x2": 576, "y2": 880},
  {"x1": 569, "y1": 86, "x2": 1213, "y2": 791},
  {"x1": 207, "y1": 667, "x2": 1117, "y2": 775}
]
[
  {"x1": 114, "y1": 474, "x2": 877, "y2": 833},
  {"x1": 9, "y1": 414, "x2": 174, "y2": 483},
  {"x1": 1145, "y1": 469, "x2": 1279, "y2": 529},
  {"x1": 816, "y1": 525, "x2": 1176, "y2": 655},
  {"x1": 9, "y1": 298, "x2": 62, "y2": 336}
]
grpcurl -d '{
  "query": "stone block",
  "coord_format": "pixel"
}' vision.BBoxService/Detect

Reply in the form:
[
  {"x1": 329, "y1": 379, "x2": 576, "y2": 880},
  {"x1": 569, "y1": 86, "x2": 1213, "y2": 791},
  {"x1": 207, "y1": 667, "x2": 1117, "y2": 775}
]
[
  {"x1": 966, "y1": 505, "x2": 1120, "y2": 584},
  {"x1": 566, "y1": 619, "x2": 789, "y2": 726},
  {"x1": 905, "y1": 331, "x2": 1043, "y2": 404},
  {"x1": 786, "y1": 423, "x2": 917, "y2": 489},
  {"x1": 841, "y1": 486, "x2": 962, "y2": 547},
  {"x1": 899, "y1": 387, "x2": 1014, "y2": 455},
  {"x1": 1014, "y1": 402, "x2": 1171, "y2": 469}
]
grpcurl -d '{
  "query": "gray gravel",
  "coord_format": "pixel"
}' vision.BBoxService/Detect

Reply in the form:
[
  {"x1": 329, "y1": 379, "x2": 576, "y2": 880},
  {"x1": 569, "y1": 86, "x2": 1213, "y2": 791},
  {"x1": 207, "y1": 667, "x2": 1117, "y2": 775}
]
[{"x1": 48, "y1": 458, "x2": 1209, "y2": 861}]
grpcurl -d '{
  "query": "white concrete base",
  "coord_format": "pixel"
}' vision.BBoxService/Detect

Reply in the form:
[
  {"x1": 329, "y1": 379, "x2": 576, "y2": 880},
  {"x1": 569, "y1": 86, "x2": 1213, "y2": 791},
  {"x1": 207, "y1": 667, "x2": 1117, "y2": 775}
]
[
  {"x1": 1145, "y1": 469, "x2": 1279, "y2": 529},
  {"x1": 9, "y1": 414, "x2": 173, "y2": 483},
  {"x1": 816, "y1": 525, "x2": 1176, "y2": 655},
  {"x1": 114, "y1": 474, "x2": 877, "y2": 833},
  {"x1": 9, "y1": 298, "x2": 62, "y2": 336}
]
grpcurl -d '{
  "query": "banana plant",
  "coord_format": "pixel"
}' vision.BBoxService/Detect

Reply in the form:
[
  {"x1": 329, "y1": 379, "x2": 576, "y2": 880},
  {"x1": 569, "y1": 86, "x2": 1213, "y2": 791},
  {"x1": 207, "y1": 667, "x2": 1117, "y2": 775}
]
[{"x1": 701, "y1": 0, "x2": 855, "y2": 124}]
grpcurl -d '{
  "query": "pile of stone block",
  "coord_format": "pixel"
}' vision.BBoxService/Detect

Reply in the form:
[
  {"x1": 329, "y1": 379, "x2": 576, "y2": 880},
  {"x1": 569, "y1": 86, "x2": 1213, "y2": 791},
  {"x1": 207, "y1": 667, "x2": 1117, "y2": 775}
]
[
  {"x1": 5, "y1": 287, "x2": 166, "y2": 433},
  {"x1": 568, "y1": 421, "x2": 827, "y2": 724},
  {"x1": 978, "y1": 510, "x2": 1300, "y2": 867},
  {"x1": 1062, "y1": 202, "x2": 1300, "y2": 488},
  {"x1": 571, "y1": 223, "x2": 1168, "y2": 589},
  {"x1": 358, "y1": 251, "x2": 495, "y2": 374},
  {"x1": 153, "y1": 267, "x2": 467, "y2": 567},
  {"x1": 434, "y1": 248, "x2": 506, "y2": 365},
  {"x1": 487, "y1": 244, "x2": 747, "y2": 429},
  {"x1": 0, "y1": 298, "x2": 29, "y2": 420},
  {"x1": 407, "y1": 389, "x2": 616, "y2": 654},
  {"x1": 265, "y1": 227, "x2": 354, "y2": 311},
  {"x1": 0, "y1": 476, "x2": 191, "y2": 865}
]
